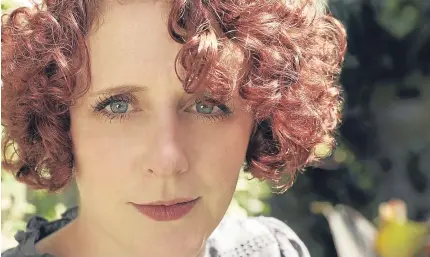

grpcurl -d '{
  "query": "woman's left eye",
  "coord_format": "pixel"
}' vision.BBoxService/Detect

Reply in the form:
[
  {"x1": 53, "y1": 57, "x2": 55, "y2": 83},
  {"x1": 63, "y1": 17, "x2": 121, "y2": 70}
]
[
  {"x1": 194, "y1": 101, "x2": 219, "y2": 115},
  {"x1": 187, "y1": 100, "x2": 232, "y2": 118},
  {"x1": 107, "y1": 100, "x2": 132, "y2": 114}
]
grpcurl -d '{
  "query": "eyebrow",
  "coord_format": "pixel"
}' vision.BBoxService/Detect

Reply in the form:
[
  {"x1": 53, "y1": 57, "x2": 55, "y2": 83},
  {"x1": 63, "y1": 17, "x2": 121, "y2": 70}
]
[{"x1": 89, "y1": 85, "x2": 147, "y2": 97}]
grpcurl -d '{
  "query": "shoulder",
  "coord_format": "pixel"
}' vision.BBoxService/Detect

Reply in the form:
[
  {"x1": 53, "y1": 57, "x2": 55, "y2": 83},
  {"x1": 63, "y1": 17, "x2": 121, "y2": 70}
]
[
  {"x1": 2, "y1": 247, "x2": 52, "y2": 257},
  {"x1": 2, "y1": 208, "x2": 77, "y2": 257},
  {"x1": 206, "y1": 215, "x2": 310, "y2": 257},
  {"x1": 254, "y1": 216, "x2": 310, "y2": 257}
]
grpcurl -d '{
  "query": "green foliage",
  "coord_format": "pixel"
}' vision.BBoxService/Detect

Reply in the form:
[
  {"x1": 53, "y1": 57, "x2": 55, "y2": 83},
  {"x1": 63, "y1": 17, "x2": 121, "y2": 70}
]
[
  {"x1": 1, "y1": 0, "x2": 20, "y2": 12},
  {"x1": 1, "y1": 171, "x2": 36, "y2": 250},
  {"x1": 229, "y1": 171, "x2": 272, "y2": 217},
  {"x1": 376, "y1": 0, "x2": 420, "y2": 39}
]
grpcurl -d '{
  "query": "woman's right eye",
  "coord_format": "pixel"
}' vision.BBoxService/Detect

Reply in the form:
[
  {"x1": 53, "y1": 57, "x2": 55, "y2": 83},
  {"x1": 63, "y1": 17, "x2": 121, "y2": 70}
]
[
  {"x1": 92, "y1": 93, "x2": 139, "y2": 122},
  {"x1": 105, "y1": 100, "x2": 132, "y2": 114}
]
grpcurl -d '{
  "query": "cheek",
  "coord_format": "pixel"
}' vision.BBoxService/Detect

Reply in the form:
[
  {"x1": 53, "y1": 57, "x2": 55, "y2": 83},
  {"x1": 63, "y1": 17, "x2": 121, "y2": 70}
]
[
  {"x1": 187, "y1": 105, "x2": 253, "y2": 171},
  {"x1": 194, "y1": 124, "x2": 250, "y2": 176},
  {"x1": 73, "y1": 131, "x2": 134, "y2": 171},
  {"x1": 189, "y1": 115, "x2": 253, "y2": 209},
  {"x1": 70, "y1": 116, "x2": 139, "y2": 197}
]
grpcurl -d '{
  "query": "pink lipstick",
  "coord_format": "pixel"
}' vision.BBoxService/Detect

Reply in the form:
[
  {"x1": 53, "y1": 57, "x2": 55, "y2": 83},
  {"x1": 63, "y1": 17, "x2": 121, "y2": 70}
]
[{"x1": 131, "y1": 197, "x2": 200, "y2": 221}]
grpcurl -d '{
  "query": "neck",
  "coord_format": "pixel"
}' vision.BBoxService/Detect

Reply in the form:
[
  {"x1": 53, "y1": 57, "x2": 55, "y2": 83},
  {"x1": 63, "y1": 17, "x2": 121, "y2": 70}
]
[
  {"x1": 67, "y1": 211, "x2": 207, "y2": 257},
  {"x1": 64, "y1": 216, "x2": 132, "y2": 257}
]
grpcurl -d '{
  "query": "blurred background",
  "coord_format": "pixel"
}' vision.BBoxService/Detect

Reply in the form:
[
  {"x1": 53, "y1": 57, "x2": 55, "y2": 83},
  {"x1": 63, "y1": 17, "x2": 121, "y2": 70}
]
[{"x1": 1, "y1": 0, "x2": 429, "y2": 256}]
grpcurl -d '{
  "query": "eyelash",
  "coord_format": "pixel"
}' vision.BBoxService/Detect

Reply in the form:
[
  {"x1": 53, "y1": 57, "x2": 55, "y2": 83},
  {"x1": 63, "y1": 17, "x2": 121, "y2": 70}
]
[
  {"x1": 184, "y1": 98, "x2": 233, "y2": 122},
  {"x1": 91, "y1": 94, "x2": 233, "y2": 123},
  {"x1": 92, "y1": 93, "x2": 138, "y2": 123}
]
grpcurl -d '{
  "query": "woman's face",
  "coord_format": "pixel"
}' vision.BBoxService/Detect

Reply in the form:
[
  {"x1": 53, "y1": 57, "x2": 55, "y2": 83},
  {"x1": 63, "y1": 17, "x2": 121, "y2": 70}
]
[{"x1": 69, "y1": 1, "x2": 253, "y2": 256}]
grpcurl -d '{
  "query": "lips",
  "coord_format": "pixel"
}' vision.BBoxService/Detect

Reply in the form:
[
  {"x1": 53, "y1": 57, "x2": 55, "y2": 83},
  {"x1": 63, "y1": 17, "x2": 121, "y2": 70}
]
[{"x1": 131, "y1": 197, "x2": 200, "y2": 221}]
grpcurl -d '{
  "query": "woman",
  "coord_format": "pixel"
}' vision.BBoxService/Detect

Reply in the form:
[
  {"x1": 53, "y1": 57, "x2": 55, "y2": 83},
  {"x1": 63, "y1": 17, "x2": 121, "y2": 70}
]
[{"x1": 1, "y1": 0, "x2": 346, "y2": 256}]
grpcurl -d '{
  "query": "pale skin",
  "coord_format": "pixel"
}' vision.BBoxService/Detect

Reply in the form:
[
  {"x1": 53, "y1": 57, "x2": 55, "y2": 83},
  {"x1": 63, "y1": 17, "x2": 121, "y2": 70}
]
[{"x1": 35, "y1": 1, "x2": 254, "y2": 257}]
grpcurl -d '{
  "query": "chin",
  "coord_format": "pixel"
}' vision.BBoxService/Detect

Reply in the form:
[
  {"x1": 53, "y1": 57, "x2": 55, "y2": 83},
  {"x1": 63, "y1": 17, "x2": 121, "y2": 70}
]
[{"x1": 129, "y1": 223, "x2": 209, "y2": 257}]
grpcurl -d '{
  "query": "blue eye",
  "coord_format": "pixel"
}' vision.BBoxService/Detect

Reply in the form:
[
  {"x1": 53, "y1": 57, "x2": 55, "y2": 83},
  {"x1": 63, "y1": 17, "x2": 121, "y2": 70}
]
[
  {"x1": 109, "y1": 100, "x2": 129, "y2": 113},
  {"x1": 92, "y1": 93, "x2": 139, "y2": 122},
  {"x1": 186, "y1": 99, "x2": 233, "y2": 122},
  {"x1": 195, "y1": 101, "x2": 214, "y2": 114}
]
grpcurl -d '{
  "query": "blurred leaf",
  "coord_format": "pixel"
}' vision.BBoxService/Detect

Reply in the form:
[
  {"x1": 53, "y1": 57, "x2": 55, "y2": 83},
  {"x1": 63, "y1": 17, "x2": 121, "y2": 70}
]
[
  {"x1": 377, "y1": 1, "x2": 419, "y2": 39},
  {"x1": 229, "y1": 170, "x2": 272, "y2": 217}
]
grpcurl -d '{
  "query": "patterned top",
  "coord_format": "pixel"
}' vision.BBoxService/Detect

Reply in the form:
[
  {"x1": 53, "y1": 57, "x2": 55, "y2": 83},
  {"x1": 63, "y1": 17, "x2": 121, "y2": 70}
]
[{"x1": 2, "y1": 207, "x2": 310, "y2": 257}]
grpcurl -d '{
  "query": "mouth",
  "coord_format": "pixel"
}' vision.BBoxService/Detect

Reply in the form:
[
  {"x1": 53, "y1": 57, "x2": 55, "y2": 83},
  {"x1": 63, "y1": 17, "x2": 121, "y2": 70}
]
[{"x1": 131, "y1": 197, "x2": 200, "y2": 222}]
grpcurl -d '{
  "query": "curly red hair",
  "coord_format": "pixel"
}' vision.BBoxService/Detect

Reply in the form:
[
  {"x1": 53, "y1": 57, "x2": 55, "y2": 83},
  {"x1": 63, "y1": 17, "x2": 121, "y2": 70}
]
[{"x1": 1, "y1": 0, "x2": 346, "y2": 192}]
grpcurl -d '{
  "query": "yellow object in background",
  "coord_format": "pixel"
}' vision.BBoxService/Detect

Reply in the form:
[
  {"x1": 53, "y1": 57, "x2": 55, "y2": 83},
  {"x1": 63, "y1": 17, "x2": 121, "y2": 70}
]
[
  {"x1": 311, "y1": 199, "x2": 430, "y2": 257},
  {"x1": 375, "y1": 199, "x2": 429, "y2": 257}
]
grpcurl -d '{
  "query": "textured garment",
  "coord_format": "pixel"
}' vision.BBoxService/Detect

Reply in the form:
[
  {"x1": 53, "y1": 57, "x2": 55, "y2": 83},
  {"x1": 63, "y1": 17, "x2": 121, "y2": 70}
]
[{"x1": 2, "y1": 207, "x2": 310, "y2": 257}]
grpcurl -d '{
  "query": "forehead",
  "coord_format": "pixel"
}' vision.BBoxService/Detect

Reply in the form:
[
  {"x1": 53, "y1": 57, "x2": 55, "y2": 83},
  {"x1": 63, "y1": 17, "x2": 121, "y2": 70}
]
[
  {"x1": 88, "y1": 0, "x2": 182, "y2": 93},
  {"x1": 87, "y1": 0, "x2": 245, "y2": 96}
]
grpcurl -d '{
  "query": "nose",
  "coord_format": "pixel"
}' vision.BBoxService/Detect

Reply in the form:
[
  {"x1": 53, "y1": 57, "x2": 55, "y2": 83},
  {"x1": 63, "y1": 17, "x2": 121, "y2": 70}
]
[{"x1": 143, "y1": 114, "x2": 189, "y2": 177}]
